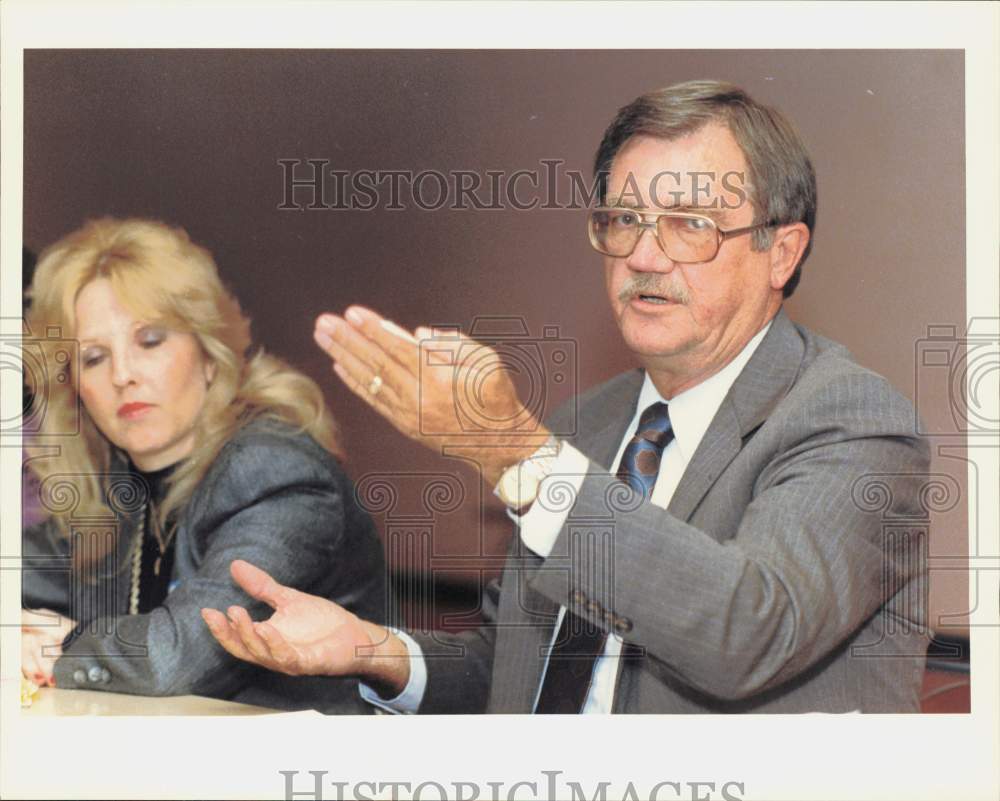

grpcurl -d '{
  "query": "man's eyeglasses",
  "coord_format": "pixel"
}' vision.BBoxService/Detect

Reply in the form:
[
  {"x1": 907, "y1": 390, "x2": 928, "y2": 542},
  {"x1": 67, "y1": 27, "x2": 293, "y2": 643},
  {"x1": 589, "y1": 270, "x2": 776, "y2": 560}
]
[{"x1": 587, "y1": 207, "x2": 774, "y2": 264}]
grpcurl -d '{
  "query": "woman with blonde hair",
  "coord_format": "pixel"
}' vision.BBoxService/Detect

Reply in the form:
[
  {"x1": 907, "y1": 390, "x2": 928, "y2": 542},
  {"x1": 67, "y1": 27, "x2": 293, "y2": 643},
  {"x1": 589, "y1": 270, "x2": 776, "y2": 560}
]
[{"x1": 21, "y1": 217, "x2": 388, "y2": 712}]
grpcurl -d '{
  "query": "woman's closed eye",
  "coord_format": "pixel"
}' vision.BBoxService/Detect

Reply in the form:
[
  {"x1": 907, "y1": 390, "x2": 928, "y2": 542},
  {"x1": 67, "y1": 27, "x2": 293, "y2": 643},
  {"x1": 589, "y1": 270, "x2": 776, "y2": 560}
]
[
  {"x1": 80, "y1": 348, "x2": 106, "y2": 369},
  {"x1": 137, "y1": 326, "x2": 168, "y2": 349}
]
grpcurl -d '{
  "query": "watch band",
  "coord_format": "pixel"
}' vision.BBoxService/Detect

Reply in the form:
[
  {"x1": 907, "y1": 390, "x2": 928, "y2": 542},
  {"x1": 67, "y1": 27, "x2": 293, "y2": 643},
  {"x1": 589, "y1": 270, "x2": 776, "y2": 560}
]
[{"x1": 496, "y1": 435, "x2": 561, "y2": 511}]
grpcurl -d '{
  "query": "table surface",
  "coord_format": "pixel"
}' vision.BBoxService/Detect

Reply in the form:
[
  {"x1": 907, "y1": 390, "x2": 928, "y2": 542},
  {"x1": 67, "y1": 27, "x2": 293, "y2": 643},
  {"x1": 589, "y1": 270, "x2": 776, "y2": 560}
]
[{"x1": 22, "y1": 686, "x2": 288, "y2": 716}]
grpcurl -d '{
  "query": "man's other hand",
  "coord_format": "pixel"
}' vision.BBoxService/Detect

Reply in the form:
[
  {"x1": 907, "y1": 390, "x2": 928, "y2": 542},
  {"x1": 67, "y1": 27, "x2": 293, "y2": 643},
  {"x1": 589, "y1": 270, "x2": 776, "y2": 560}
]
[{"x1": 201, "y1": 560, "x2": 410, "y2": 695}]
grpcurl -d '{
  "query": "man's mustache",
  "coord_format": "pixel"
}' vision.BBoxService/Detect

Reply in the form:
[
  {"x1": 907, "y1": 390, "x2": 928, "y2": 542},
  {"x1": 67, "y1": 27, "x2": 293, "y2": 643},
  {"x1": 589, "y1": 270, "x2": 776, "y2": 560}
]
[{"x1": 617, "y1": 274, "x2": 690, "y2": 305}]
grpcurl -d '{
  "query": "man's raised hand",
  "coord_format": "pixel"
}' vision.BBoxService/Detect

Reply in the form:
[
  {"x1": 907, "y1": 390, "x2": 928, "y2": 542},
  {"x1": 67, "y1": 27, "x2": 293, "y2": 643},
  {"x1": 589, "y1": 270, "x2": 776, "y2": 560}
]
[{"x1": 313, "y1": 305, "x2": 550, "y2": 484}]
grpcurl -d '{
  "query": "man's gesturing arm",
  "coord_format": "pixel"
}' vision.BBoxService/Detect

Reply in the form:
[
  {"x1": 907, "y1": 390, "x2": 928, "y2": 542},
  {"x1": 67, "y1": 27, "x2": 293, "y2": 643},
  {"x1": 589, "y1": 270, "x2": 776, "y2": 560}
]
[{"x1": 201, "y1": 560, "x2": 410, "y2": 698}]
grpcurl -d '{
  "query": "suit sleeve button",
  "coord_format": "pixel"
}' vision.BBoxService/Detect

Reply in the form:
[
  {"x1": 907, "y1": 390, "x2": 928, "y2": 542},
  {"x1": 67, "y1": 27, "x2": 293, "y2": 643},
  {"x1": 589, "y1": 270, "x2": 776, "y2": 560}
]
[
  {"x1": 87, "y1": 666, "x2": 102, "y2": 683},
  {"x1": 100, "y1": 669, "x2": 111, "y2": 684},
  {"x1": 72, "y1": 669, "x2": 87, "y2": 686},
  {"x1": 613, "y1": 616, "x2": 633, "y2": 635}
]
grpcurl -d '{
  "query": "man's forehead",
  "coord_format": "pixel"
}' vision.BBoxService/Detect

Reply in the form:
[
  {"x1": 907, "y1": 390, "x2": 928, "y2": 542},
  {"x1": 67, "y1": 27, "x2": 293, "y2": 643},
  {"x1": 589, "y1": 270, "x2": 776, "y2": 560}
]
[
  {"x1": 610, "y1": 124, "x2": 746, "y2": 173},
  {"x1": 604, "y1": 125, "x2": 750, "y2": 212},
  {"x1": 613, "y1": 122, "x2": 743, "y2": 164}
]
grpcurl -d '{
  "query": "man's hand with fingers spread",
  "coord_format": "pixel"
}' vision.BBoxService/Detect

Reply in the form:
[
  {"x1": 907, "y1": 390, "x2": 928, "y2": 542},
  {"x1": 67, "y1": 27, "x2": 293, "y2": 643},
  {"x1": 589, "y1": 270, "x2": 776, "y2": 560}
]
[
  {"x1": 201, "y1": 560, "x2": 411, "y2": 696},
  {"x1": 312, "y1": 305, "x2": 551, "y2": 484}
]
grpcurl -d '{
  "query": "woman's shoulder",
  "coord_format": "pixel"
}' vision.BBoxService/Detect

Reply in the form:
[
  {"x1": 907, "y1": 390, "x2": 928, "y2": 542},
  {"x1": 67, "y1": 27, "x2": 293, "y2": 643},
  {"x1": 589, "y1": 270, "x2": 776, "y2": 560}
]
[
  {"x1": 218, "y1": 416, "x2": 335, "y2": 461},
  {"x1": 189, "y1": 417, "x2": 348, "y2": 514}
]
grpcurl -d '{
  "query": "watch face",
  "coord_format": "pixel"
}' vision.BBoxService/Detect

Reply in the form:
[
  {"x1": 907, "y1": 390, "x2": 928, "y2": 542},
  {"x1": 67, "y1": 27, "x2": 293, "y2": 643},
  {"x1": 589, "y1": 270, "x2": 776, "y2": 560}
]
[{"x1": 499, "y1": 464, "x2": 534, "y2": 509}]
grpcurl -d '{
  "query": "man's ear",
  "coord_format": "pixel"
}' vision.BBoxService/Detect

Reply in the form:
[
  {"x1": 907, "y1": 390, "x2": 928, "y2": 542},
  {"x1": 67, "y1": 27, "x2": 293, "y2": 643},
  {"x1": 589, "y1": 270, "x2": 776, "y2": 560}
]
[{"x1": 768, "y1": 222, "x2": 810, "y2": 292}]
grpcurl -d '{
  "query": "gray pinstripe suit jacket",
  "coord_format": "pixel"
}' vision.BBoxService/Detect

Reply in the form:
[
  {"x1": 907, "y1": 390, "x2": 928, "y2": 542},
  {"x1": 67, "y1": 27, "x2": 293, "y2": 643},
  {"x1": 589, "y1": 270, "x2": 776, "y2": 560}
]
[{"x1": 412, "y1": 308, "x2": 931, "y2": 713}]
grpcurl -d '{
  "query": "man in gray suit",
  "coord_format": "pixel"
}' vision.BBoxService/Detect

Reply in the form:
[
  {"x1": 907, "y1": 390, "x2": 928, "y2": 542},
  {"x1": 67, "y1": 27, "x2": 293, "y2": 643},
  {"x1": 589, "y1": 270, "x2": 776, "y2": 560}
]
[{"x1": 203, "y1": 80, "x2": 930, "y2": 713}]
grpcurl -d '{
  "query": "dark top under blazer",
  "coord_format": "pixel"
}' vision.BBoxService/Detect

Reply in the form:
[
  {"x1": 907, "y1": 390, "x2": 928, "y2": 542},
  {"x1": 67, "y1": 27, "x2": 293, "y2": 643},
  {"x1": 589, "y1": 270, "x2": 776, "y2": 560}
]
[
  {"x1": 22, "y1": 418, "x2": 389, "y2": 713},
  {"x1": 411, "y1": 309, "x2": 932, "y2": 713}
]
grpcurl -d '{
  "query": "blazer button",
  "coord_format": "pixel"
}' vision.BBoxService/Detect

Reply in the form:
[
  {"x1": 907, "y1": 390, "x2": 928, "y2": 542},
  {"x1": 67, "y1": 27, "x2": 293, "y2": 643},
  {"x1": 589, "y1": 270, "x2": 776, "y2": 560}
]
[
  {"x1": 613, "y1": 616, "x2": 633, "y2": 635},
  {"x1": 73, "y1": 669, "x2": 87, "y2": 686},
  {"x1": 87, "y1": 665, "x2": 103, "y2": 684}
]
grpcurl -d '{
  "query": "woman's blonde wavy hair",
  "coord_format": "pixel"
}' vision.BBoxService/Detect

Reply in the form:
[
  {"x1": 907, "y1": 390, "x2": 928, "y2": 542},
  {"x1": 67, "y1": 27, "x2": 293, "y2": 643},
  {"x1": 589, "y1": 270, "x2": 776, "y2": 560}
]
[{"x1": 26, "y1": 217, "x2": 342, "y2": 549}]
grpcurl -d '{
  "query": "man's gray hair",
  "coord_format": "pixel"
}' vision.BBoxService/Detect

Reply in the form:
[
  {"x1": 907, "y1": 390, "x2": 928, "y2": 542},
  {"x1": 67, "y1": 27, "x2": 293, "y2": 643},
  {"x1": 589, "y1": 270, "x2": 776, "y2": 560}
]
[{"x1": 594, "y1": 80, "x2": 817, "y2": 297}]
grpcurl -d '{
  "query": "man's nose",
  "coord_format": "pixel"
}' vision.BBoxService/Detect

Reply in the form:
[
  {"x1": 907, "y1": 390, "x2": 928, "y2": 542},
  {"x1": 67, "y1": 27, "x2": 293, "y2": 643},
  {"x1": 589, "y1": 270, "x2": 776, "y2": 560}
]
[{"x1": 625, "y1": 227, "x2": 676, "y2": 273}]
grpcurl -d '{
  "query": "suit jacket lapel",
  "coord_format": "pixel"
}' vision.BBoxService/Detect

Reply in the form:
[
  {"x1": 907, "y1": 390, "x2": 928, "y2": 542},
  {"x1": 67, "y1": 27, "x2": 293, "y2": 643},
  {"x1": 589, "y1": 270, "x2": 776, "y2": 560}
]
[
  {"x1": 666, "y1": 402, "x2": 742, "y2": 522},
  {"x1": 668, "y1": 309, "x2": 805, "y2": 522},
  {"x1": 569, "y1": 369, "x2": 645, "y2": 471}
]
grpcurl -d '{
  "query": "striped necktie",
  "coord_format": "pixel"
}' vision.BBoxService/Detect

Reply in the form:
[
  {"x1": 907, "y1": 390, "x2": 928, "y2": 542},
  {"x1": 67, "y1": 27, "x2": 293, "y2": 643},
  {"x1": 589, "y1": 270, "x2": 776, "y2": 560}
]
[{"x1": 534, "y1": 401, "x2": 673, "y2": 713}]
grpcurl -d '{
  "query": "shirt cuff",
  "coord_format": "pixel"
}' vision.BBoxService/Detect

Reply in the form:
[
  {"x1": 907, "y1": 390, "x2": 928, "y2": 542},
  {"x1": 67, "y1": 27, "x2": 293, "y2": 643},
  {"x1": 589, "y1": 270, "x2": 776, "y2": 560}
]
[
  {"x1": 358, "y1": 629, "x2": 427, "y2": 714},
  {"x1": 511, "y1": 442, "x2": 590, "y2": 559}
]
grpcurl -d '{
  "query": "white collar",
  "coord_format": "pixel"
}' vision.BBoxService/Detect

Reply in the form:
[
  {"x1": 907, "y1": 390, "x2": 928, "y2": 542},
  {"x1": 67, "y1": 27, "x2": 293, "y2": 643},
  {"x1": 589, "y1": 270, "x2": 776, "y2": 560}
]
[{"x1": 633, "y1": 319, "x2": 773, "y2": 463}]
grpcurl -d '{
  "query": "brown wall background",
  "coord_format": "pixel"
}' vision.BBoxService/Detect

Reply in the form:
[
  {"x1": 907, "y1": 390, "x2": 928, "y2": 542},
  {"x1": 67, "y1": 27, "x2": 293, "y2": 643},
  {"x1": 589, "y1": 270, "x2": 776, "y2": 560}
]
[{"x1": 23, "y1": 50, "x2": 968, "y2": 635}]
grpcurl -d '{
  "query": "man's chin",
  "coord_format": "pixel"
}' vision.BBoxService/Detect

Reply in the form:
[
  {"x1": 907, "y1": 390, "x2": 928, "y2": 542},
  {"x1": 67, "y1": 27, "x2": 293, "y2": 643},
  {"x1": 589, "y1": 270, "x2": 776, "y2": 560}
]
[
  {"x1": 621, "y1": 331, "x2": 694, "y2": 363},
  {"x1": 617, "y1": 313, "x2": 693, "y2": 362}
]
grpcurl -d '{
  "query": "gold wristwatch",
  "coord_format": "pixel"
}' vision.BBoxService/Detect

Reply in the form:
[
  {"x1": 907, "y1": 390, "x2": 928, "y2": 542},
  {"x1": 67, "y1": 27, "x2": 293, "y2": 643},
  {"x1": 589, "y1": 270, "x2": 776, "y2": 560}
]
[{"x1": 495, "y1": 435, "x2": 561, "y2": 512}]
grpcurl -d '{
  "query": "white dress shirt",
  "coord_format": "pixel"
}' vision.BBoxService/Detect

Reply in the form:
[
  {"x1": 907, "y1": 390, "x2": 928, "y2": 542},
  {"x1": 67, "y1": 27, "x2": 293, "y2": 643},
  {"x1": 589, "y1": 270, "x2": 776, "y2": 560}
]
[{"x1": 362, "y1": 321, "x2": 772, "y2": 713}]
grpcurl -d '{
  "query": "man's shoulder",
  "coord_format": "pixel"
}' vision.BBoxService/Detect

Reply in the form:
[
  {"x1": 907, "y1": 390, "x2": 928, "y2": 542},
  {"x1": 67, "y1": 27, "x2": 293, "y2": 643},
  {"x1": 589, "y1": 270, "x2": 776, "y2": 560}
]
[
  {"x1": 778, "y1": 318, "x2": 922, "y2": 437},
  {"x1": 545, "y1": 313, "x2": 921, "y2": 440},
  {"x1": 792, "y1": 320, "x2": 905, "y2": 397}
]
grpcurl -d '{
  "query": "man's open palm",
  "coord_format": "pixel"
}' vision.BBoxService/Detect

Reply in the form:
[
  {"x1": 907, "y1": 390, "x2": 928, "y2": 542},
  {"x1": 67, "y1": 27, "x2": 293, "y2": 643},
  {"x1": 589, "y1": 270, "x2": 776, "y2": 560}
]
[{"x1": 201, "y1": 560, "x2": 378, "y2": 677}]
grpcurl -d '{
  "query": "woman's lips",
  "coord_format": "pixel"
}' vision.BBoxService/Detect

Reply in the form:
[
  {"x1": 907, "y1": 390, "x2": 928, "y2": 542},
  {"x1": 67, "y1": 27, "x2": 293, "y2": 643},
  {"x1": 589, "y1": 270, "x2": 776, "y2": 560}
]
[{"x1": 117, "y1": 402, "x2": 154, "y2": 419}]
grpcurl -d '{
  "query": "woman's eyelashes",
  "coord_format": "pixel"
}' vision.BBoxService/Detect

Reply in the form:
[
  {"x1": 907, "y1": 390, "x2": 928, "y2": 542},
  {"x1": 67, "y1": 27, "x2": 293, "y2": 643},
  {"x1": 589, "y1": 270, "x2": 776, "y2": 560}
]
[
  {"x1": 137, "y1": 326, "x2": 168, "y2": 349},
  {"x1": 78, "y1": 326, "x2": 168, "y2": 369},
  {"x1": 80, "y1": 348, "x2": 106, "y2": 369}
]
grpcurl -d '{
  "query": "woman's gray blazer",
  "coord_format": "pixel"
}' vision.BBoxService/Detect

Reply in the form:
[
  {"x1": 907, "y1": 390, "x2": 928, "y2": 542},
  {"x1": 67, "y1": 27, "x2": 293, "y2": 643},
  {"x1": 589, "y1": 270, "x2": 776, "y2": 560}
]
[{"x1": 22, "y1": 418, "x2": 390, "y2": 713}]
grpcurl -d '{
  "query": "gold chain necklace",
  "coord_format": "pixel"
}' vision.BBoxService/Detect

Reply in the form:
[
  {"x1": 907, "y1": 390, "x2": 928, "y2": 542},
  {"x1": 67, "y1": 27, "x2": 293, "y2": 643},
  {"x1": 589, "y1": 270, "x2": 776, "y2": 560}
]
[
  {"x1": 147, "y1": 499, "x2": 178, "y2": 577},
  {"x1": 128, "y1": 505, "x2": 145, "y2": 615},
  {"x1": 127, "y1": 499, "x2": 179, "y2": 615}
]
